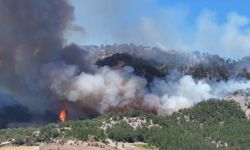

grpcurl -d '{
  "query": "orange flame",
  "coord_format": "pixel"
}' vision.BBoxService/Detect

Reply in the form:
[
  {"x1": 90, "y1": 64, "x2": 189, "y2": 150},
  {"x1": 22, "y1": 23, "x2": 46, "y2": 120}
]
[{"x1": 59, "y1": 107, "x2": 67, "y2": 122}]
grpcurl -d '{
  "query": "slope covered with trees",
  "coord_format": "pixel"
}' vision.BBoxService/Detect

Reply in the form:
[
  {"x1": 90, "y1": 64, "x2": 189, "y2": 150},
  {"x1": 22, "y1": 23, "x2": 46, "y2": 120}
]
[
  {"x1": 0, "y1": 99, "x2": 249, "y2": 150},
  {"x1": 91, "y1": 44, "x2": 250, "y2": 81}
]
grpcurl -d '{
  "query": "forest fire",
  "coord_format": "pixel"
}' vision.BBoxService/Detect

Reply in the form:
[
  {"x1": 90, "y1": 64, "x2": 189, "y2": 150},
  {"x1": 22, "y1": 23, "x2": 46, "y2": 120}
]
[{"x1": 59, "y1": 107, "x2": 67, "y2": 122}]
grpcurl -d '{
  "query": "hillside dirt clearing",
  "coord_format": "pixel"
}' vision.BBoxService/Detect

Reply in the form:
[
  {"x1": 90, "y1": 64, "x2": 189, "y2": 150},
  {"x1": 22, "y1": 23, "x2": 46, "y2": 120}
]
[
  {"x1": 0, "y1": 142, "x2": 151, "y2": 150},
  {"x1": 0, "y1": 146, "x2": 39, "y2": 150}
]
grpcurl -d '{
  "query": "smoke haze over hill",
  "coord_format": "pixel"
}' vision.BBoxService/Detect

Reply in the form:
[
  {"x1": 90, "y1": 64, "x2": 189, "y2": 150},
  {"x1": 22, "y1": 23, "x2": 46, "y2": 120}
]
[
  {"x1": 69, "y1": 0, "x2": 250, "y2": 59},
  {"x1": 0, "y1": 0, "x2": 250, "y2": 127}
]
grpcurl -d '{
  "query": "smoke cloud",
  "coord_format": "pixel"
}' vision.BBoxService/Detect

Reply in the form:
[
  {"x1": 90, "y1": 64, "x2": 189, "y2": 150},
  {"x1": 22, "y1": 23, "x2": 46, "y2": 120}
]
[
  {"x1": 43, "y1": 64, "x2": 147, "y2": 114},
  {"x1": 0, "y1": 0, "x2": 74, "y2": 112},
  {"x1": 0, "y1": 0, "x2": 250, "y2": 123},
  {"x1": 44, "y1": 61, "x2": 250, "y2": 116}
]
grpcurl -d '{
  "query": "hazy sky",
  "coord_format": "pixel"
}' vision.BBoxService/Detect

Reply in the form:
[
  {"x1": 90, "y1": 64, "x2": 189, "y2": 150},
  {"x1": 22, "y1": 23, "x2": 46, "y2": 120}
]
[{"x1": 67, "y1": 0, "x2": 250, "y2": 58}]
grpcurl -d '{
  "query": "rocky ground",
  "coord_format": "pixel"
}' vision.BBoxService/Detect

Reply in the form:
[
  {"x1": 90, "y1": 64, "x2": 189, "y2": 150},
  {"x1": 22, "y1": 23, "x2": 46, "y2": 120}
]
[
  {"x1": 226, "y1": 88, "x2": 250, "y2": 119},
  {"x1": 0, "y1": 141, "x2": 153, "y2": 150}
]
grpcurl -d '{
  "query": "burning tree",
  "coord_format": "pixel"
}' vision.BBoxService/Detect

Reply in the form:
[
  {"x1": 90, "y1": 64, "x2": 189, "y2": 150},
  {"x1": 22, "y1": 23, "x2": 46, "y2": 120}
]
[{"x1": 59, "y1": 107, "x2": 68, "y2": 122}]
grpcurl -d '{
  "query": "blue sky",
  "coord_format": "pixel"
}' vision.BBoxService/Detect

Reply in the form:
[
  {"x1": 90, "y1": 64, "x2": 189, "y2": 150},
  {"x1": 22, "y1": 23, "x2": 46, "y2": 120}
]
[
  {"x1": 158, "y1": 0, "x2": 250, "y2": 19},
  {"x1": 67, "y1": 0, "x2": 250, "y2": 58}
]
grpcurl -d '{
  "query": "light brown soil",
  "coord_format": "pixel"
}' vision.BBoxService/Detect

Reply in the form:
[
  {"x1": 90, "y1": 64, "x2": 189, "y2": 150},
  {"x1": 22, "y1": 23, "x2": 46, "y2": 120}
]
[
  {"x1": 0, "y1": 146, "x2": 39, "y2": 150},
  {"x1": 39, "y1": 142, "x2": 147, "y2": 150},
  {"x1": 40, "y1": 142, "x2": 113, "y2": 150},
  {"x1": 0, "y1": 141, "x2": 151, "y2": 150}
]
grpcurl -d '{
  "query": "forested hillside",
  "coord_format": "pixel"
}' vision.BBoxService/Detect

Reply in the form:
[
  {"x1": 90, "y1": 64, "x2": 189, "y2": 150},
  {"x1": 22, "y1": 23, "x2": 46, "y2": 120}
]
[{"x1": 0, "y1": 99, "x2": 249, "y2": 150}]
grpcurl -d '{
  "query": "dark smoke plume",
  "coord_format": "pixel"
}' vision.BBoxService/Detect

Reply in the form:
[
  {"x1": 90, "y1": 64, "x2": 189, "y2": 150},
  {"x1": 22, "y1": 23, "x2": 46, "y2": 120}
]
[
  {"x1": 0, "y1": 0, "x2": 73, "y2": 112},
  {"x1": 1, "y1": 0, "x2": 250, "y2": 126}
]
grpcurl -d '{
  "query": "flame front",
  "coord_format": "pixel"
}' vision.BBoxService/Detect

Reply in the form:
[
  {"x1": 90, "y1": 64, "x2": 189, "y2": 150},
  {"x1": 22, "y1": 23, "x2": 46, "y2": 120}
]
[{"x1": 59, "y1": 107, "x2": 67, "y2": 122}]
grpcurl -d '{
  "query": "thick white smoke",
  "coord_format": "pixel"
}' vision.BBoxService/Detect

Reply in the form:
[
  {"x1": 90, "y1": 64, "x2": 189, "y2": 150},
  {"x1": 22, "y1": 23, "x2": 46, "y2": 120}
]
[
  {"x1": 43, "y1": 63, "x2": 147, "y2": 113},
  {"x1": 148, "y1": 76, "x2": 212, "y2": 115},
  {"x1": 44, "y1": 62, "x2": 250, "y2": 116},
  {"x1": 148, "y1": 76, "x2": 250, "y2": 115}
]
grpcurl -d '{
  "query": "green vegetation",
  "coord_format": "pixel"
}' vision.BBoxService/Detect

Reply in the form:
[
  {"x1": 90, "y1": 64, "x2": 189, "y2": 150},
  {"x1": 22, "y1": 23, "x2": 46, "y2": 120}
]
[
  {"x1": 65, "y1": 119, "x2": 105, "y2": 141},
  {"x1": 0, "y1": 99, "x2": 250, "y2": 150},
  {"x1": 107, "y1": 122, "x2": 146, "y2": 143},
  {"x1": 133, "y1": 142, "x2": 158, "y2": 150}
]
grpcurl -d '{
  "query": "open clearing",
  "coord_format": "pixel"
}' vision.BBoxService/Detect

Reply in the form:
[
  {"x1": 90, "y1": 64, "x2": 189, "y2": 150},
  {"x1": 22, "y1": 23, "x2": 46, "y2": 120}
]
[{"x1": 0, "y1": 146, "x2": 39, "y2": 150}]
